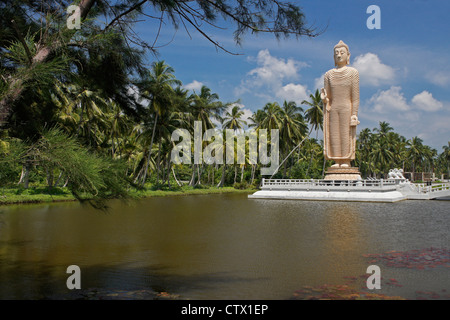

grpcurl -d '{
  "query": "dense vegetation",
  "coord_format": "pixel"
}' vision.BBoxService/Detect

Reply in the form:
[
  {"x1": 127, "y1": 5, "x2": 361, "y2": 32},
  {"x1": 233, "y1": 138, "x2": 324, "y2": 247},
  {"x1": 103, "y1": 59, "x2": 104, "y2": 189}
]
[{"x1": 0, "y1": 1, "x2": 449, "y2": 205}]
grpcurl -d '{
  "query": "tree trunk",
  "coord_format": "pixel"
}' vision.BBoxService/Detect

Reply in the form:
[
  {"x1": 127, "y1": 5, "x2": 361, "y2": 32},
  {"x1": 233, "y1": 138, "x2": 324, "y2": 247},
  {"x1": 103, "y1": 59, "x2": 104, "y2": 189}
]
[
  {"x1": 196, "y1": 164, "x2": 202, "y2": 185},
  {"x1": 189, "y1": 164, "x2": 196, "y2": 186},
  {"x1": 217, "y1": 164, "x2": 226, "y2": 188},
  {"x1": 322, "y1": 156, "x2": 326, "y2": 179},
  {"x1": 172, "y1": 167, "x2": 182, "y2": 187},
  {"x1": 166, "y1": 154, "x2": 171, "y2": 187},
  {"x1": 251, "y1": 164, "x2": 255, "y2": 184},
  {"x1": 54, "y1": 171, "x2": 64, "y2": 187},
  {"x1": 46, "y1": 167, "x2": 54, "y2": 188},
  {"x1": 142, "y1": 113, "x2": 158, "y2": 186},
  {"x1": 22, "y1": 162, "x2": 31, "y2": 189}
]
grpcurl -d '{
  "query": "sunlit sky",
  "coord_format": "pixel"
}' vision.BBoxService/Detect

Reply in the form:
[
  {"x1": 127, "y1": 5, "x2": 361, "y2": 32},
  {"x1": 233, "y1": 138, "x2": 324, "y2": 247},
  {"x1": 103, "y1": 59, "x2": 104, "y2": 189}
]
[{"x1": 132, "y1": 0, "x2": 450, "y2": 150}]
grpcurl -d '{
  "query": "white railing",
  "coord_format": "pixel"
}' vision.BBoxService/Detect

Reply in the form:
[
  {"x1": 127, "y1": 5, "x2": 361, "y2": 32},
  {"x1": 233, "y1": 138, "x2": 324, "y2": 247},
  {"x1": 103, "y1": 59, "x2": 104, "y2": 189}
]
[
  {"x1": 416, "y1": 183, "x2": 450, "y2": 194},
  {"x1": 261, "y1": 178, "x2": 402, "y2": 188}
]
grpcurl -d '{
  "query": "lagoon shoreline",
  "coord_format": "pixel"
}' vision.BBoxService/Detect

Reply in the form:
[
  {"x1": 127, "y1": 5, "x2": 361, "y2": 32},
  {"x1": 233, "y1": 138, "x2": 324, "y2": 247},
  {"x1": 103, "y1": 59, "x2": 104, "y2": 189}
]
[{"x1": 0, "y1": 185, "x2": 256, "y2": 206}]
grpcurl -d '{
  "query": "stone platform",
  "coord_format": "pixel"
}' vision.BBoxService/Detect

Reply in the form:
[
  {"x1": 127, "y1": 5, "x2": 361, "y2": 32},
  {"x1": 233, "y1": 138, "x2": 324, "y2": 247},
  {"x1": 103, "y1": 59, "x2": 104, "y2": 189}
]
[
  {"x1": 248, "y1": 179, "x2": 450, "y2": 203},
  {"x1": 324, "y1": 166, "x2": 361, "y2": 180}
]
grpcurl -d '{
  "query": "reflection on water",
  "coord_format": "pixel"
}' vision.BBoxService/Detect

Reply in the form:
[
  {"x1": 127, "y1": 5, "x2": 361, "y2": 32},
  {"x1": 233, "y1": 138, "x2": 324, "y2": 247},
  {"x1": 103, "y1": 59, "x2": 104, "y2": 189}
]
[{"x1": 0, "y1": 195, "x2": 449, "y2": 299}]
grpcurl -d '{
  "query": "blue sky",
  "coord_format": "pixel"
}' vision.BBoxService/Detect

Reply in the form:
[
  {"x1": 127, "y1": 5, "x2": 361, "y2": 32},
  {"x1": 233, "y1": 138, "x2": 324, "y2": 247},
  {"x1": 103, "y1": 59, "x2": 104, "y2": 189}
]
[{"x1": 133, "y1": 0, "x2": 450, "y2": 151}]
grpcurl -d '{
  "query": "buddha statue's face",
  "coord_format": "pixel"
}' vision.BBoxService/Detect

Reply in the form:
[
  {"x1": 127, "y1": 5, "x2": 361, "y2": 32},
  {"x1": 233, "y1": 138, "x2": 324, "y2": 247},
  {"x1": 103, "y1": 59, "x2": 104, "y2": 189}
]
[{"x1": 334, "y1": 46, "x2": 349, "y2": 67}]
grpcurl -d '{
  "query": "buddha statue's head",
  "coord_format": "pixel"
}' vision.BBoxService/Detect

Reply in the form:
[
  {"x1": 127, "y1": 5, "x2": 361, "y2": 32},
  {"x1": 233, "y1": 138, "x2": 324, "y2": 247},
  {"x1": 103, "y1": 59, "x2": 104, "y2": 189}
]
[{"x1": 334, "y1": 40, "x2": 350, "y2": 67}]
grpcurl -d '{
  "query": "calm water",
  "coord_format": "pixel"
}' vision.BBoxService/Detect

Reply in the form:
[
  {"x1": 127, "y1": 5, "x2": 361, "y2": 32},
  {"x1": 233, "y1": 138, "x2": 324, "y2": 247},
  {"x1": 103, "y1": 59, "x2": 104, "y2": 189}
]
[{"x1": 0, "y1": 194, "x2": 449, "y2": 299}]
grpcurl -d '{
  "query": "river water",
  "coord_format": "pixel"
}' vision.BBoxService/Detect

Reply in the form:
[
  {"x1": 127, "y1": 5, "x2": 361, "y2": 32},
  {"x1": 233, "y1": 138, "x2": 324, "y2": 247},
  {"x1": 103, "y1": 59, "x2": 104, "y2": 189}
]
[{"x1": 0, "y1": 194, "x2": 449, "y2": 300}]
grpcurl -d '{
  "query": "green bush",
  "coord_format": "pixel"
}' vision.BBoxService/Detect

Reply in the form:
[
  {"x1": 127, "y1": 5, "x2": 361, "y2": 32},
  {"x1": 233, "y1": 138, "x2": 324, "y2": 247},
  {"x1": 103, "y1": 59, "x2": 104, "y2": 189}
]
[{"x1": 233, "y1": 181, "x2": 249, "y2": 189}]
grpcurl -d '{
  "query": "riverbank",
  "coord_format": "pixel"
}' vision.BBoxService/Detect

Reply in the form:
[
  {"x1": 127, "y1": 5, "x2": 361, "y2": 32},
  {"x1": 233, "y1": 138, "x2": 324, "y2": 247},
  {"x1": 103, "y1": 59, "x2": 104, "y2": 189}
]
[{"x1": 0, "y1": 185, "x2": 256, "y2": 206}]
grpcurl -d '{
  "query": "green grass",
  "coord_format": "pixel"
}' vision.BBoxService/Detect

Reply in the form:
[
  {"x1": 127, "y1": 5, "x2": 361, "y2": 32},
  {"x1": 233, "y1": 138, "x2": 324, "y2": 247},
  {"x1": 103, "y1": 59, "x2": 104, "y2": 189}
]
[
  {"x1": 0, "y1": 186, "x2": 76, "y2": 205},
  {"x1": 0, "y1": 184, "x2": 257, "y2": 206}
]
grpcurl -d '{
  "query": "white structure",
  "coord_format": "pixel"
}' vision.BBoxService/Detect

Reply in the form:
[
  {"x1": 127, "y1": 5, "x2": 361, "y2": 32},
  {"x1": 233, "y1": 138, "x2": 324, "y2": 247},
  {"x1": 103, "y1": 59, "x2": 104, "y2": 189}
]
[{"x1": 248, "y1": 178, "x2": 450, "y2": 203}]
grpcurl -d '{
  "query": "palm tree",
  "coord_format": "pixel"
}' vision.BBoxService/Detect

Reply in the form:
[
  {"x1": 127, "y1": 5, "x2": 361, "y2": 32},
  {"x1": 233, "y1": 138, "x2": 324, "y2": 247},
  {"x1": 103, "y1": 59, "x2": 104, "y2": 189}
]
[
  {"x1": 260, "y1": 102, "x2": 282, "y2": 131},
  {"x1": 442, "y1": 142, "x2": 450, "y2": 179},
  {"x1": 104, "y1": 99, "x2": 131, "y2": 158},
  {"x1": 373, "y1": 121, "x2": 393, "y2": 139},
  {"x1": 222, "y1": 105, "x2": 247, "y2": 132},
  {"x1": 302, "y1": 89, "x2": 323, "y2": 136},
  {"x1": 279, "y1": 101, "x2": 306, "y2": 177},
  {"x1": 406, "y1": 136, "x2": 424, "y2": 181},
  {"x1": 357, "y1": 128, "x2": 372, "y2": 177},
  {"x1": 248, "y1": 109, "x2": 266, "y2": 130},
  {"x1": 370, "y1": 140, "x2": 394, "y2": 178},
  {"x1": 302, "y1": 90, "x2": 323, "y2": 177},
  {"x1": 189, "y1": 85, "x2": 225, "y2": 185},
  {"x1": 190, "y1": 85, "x2": 225, "y2": 131},
  {"x1": 137, "y1": 60, "x2": 181, "y2": 186},
  {"x1": 217, "y1": 104, "x2": 248, "y2": 186}
]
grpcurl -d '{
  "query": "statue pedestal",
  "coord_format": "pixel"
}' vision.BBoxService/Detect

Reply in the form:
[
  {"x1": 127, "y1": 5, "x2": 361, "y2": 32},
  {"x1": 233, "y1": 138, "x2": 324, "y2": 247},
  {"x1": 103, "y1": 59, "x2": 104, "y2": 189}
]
[{"x1": 324, "y1": 167, "x2": 361, "y2": 180}]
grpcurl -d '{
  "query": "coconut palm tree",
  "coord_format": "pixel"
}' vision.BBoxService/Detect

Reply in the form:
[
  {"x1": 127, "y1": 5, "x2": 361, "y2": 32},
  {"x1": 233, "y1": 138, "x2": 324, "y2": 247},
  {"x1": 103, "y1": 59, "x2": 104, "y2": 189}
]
[
  {"x1": 302, "y1": 90, "x2": 324, "y2": 177},
  {"x1": 248, "y1": 109, "x2": 266, "y2": 130},
  {"x1": 370, "y1": 140, "x2": 394, "y2": 177},
  {"x1": 279, "y1": 101, "x2": 306, "y2": 177},
  {"x1": 189, "y1": 85, "x2": 225, "y2": 185},
  {"x1": 373, "y1": 121, "x2": 393, "y2": 139},
  {"x1": 302, "y1": 89, "x2": 323, "y2": 136},
  {"x1": 104, "y1": 99, "x2": 131, "y2": 158},
  {"x1": 260, "y1": 102, "x2": 282, "y2": 131},
  {"x1": 136, "y1": 60, "x2": 181, "y2": 185},
  {"x1": 190, "y1": 85, "x2": 225, "y2": 131},
  {"x1": 406, "y1": 136, "x2": 424, "y2": 181},
  {"x1": 222, "y1": 105, "x2": 247, "y2": 132},
  {"x1": 442, "y1": 142, "x2": 450, "y2": 179}
]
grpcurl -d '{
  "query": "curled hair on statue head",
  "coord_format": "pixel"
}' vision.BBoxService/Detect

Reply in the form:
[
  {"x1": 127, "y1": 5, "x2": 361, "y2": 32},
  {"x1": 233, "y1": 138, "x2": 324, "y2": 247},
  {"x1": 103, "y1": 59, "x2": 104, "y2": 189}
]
[{"x1": 334, "y1": 40, "x2": 350, "y2": 66}]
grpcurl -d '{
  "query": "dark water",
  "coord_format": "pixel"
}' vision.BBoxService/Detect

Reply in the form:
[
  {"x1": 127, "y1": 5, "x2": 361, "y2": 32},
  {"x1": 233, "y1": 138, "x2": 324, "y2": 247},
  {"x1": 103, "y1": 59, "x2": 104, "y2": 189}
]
[{"x1": 0, "y1": 194, "x2": 449, "y2": 299}]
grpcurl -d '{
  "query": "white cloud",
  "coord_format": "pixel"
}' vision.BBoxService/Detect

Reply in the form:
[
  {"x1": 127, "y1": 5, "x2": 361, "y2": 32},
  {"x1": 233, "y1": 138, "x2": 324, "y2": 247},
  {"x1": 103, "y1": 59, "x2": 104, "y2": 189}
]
[
  {"x1": 240, "y1": 49, "x2": 310, "y2": 93},
  {"x1": 184, "y1": 80, "x2": 204, "y2": 92},
  {"x1": 425, "y1": 71, "x2": 450, "y2": 87},
  {"x1": 246, "y1": 49, "x2": 304, "y2": 88},
  {"x1": 236, "y1": 49, "x2": 311, "y2": 104},
  {"x1": 353, "y1": 53, "x2": 396, "y2": 86},
  {"x1": 411, "y1": 91, "x2": 443, "y2": 112},
  {"x1": 368, "y1": 86, "x2": 410, "y2": 113},
  {"x1": 314, "y1": 74, "x2": 325, "y2": 92},
  {"x1": 362, "y1": 86, "x2": 449, "y2": 149},
  {"x1": 275, "y1": 83, "x2": 309, "y2": 104}
]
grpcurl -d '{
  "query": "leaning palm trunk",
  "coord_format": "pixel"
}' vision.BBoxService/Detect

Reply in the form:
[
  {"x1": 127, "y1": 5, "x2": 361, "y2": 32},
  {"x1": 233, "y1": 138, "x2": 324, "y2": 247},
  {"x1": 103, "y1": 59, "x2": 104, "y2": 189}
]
[
  {"x1": 251, "y1": 164, "x2": 256, "y2": 184},
  {"x1": 172, "y1": 167, "x2": 182, "y2": 187},
  {"x1": 189, "y1": 164, "x2": 196, "y2": 186},
  {"x1": 18, "y1": 161, "x2": 32, "y2": 189},
  {"x1": 142, "y1": 113, "x2": 159, "y2": 186},
  {"x1": 269, "y1": 136, "x2": 308, "y2": 179},
  {"x1": 217, "y1": 164, "x2": 226, "y2": 188},
  {"x1": 54, "y1": 171, "x2": 64, "y2": 187},
  {"x1": 196, "y1": 164, "x2": 202, "y2": 185}
]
